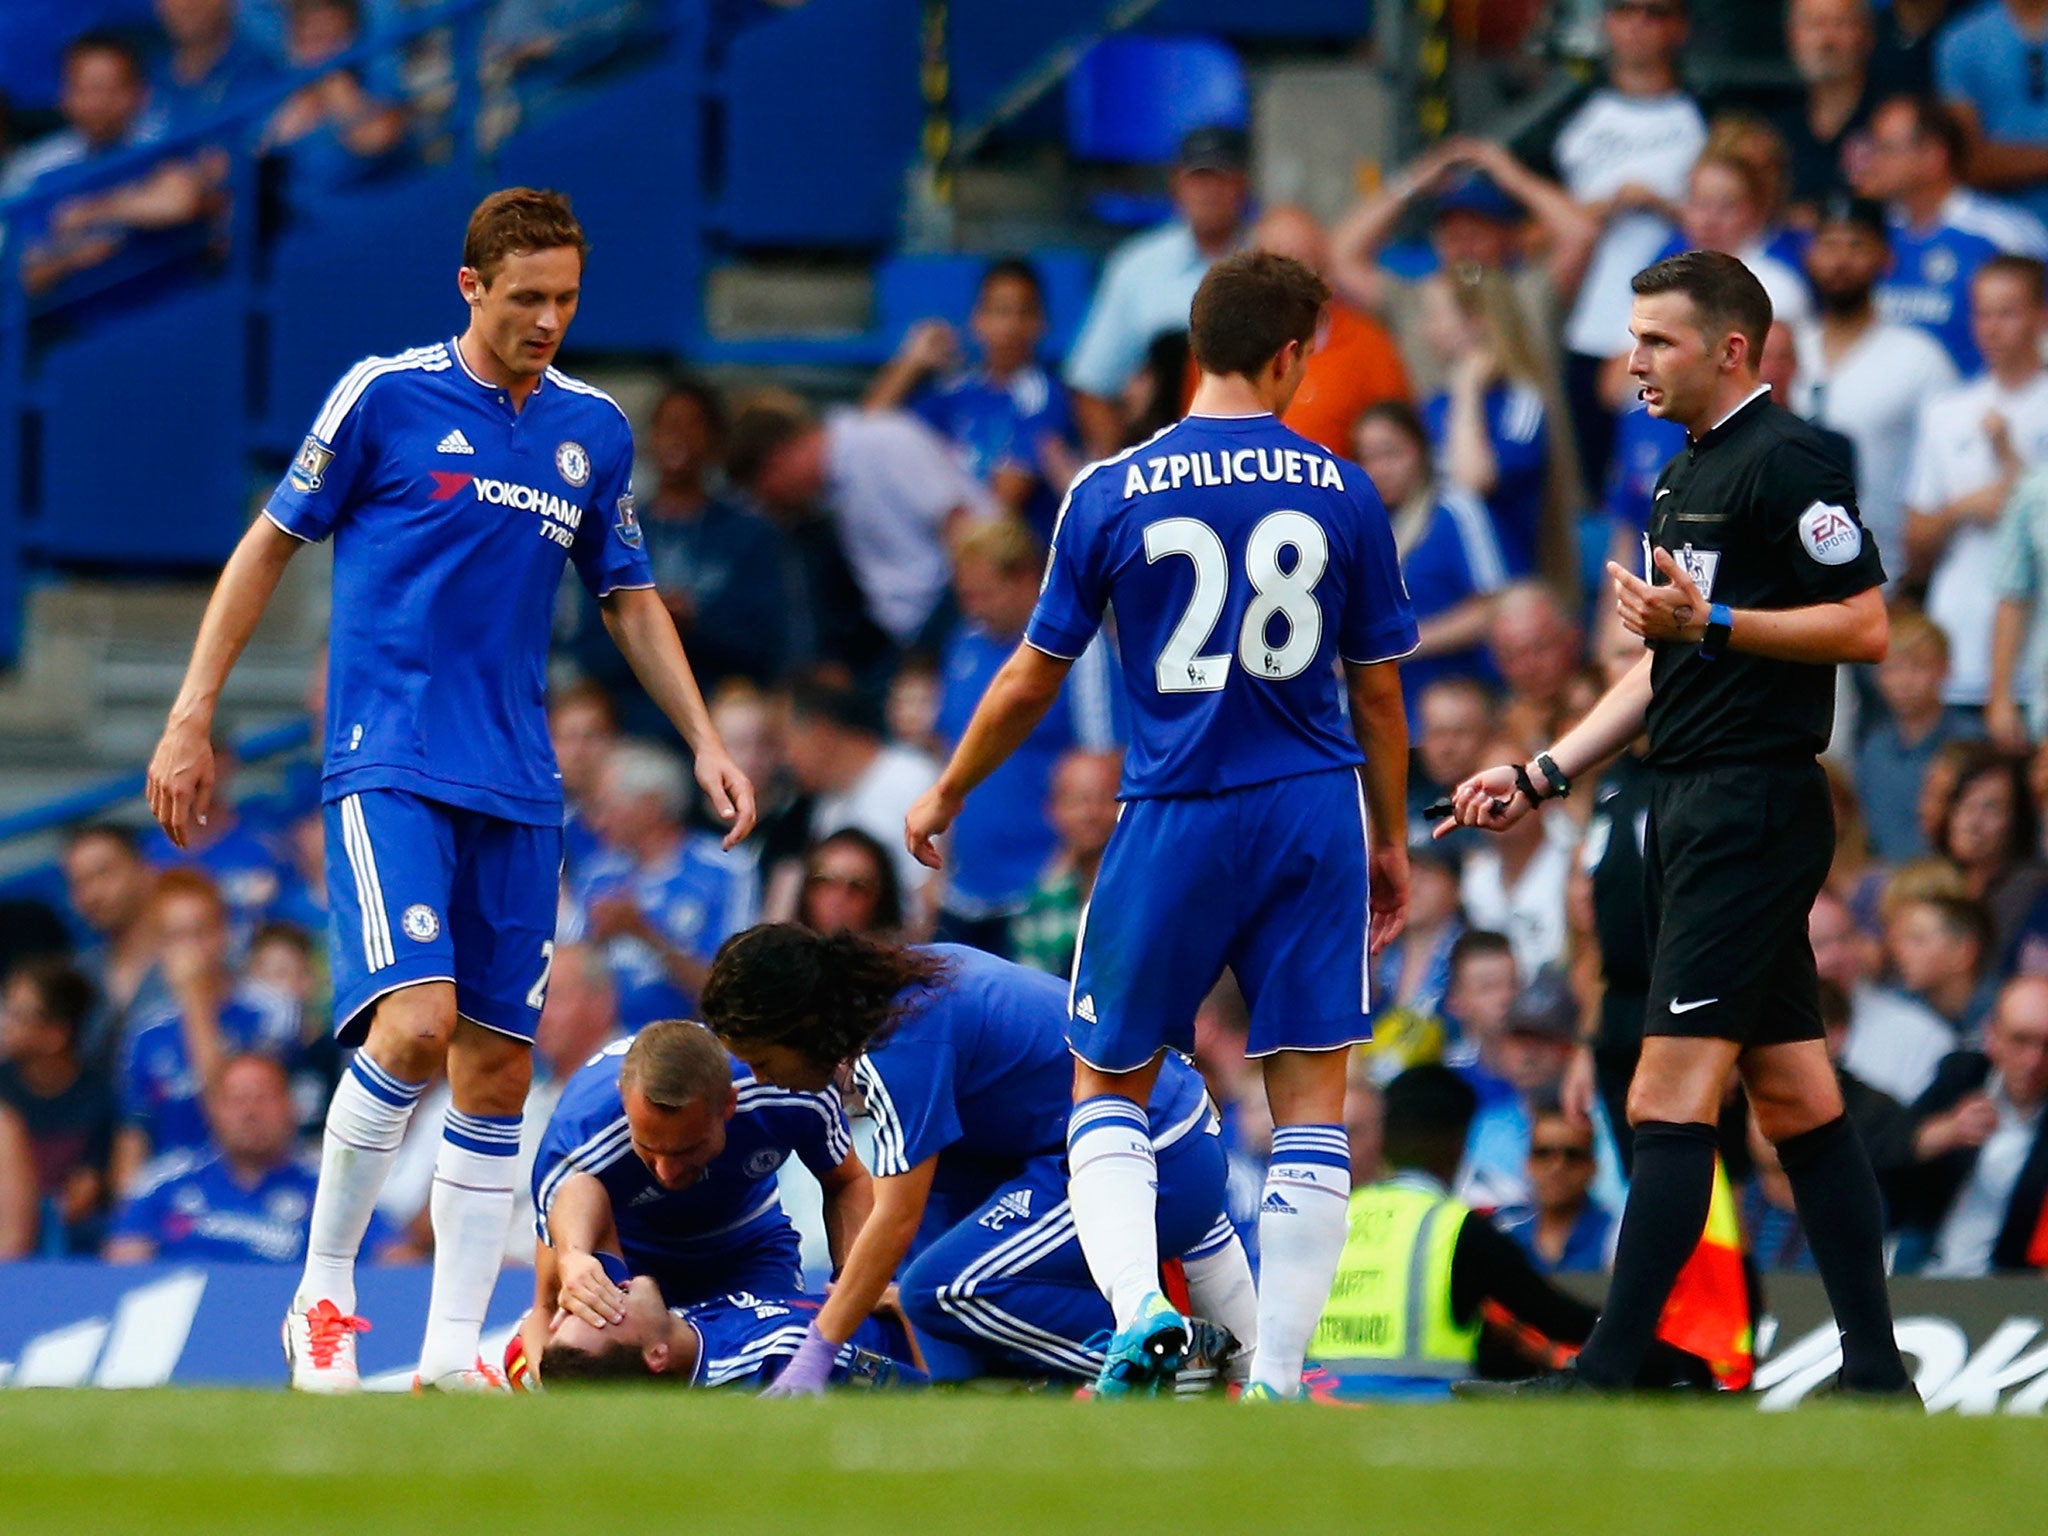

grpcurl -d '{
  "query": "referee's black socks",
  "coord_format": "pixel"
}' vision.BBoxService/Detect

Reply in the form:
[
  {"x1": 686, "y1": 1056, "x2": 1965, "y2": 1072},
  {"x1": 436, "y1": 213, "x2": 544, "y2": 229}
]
[
  {"x1": 1776, "y1": 1114, "x2": 1912, "y2": 1392},
  {"x1": 1574, "y1": 1120, "x2": 1719, "y2": 1389}
]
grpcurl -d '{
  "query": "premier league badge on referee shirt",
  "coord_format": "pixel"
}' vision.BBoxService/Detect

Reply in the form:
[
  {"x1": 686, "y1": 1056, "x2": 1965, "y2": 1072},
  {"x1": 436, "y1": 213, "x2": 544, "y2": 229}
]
[{"x1": 556, "y1": 440, "x2": 591, "y2": 487}]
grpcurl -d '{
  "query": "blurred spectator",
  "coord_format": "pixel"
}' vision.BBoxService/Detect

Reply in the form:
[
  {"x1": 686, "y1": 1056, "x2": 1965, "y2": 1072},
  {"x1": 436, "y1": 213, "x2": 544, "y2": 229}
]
[
  {"x1": 1008, "y1": 749, "x2": 1120, "y2": 978},
  {"x1": 1370, "y1": 840, "x2": 1466, "y2": 1047},
  {"x1": 785, "y1": 679, "x2": 939, "y2": 902},
  {"x1": 1409, "y1": 676, "x2": 1497, "y2": 839},
  {"x1": 1441, "y1": 928, "x2": 1519, "y2": 1086},
  {"x1": 106, "y1": 1052, "x2": 396, "y2": 1264},
  {"x1": 268, "y1": 811, "x2": 326, "y2": 936},
  {"x1": 1933, "y1": 743, "x2": 2048, "y2": 951},
  {"x1": 1857, "y1": 609, "x2": 1982, "y2": 860},
  {"x1": 3, "y1": 32, "x2": 209, "y2": 298},
  {"x1": 1816, "y1": 885, "x2": 1955, "y2": 1102},
  {"x1": 1892, "y1": 888, "x2": 1997, "y2": 1029},
  {"x1": 261, "y1": 0, "x2": 405, "y2": 206},
  {"x1": 1657, "y1": 138, "x2": 1815, "y2": 327},
  {"x1": 865, "y1": 259, "x2": 1079, "y2": 544},
  {"x1": 1794, "y1": 195, "x2": 1961, "y2": 570},
  {"x1": 1065, "y1": 125, "x2": 1252, "y2": 457},
  {"x1": 577, "y1": 381, "x2": 786, "y2": 726},
  {"x1": 885, "y1": 655, "x2": 943, "y2": 760},
  {"x1": 561, "y1": 740, "x2": 754, "y2": 1030},
  {"x1": 933, "y1": 520, "x2": 1120, "y2": 955},
  {"x1": 727, "y1": 389, "x2": 996, "y2": 653},
  {"x1": 1937, "y1": 0, "x2": 2048, "y2": 229},
  {"x1": 1741, "y1": 1101, "x2": 1816, "y2": 1271},
  {"x1": 1330, "y1": 134, "x2": 1598, "y2": 397},
  {"x1": 0, "y1": 960, "x2": 116, "y2": 1256},
  {"x1": 1245, "y1": 205, "x2": 1411, "y2": 455},
  {"x1": 795, "y1": 827, "x2": 904, "y2": 941},
  {"x1": 1488, "y1": 583, "x2": 1584, "y2": 757},
  {"x1": 1460, "y1": 742, "x2": 1576, "y2": 982},
  {"x1": 1355, "y1": 400, "x2": 1507, "y2": 732},
  {"x1": 707, "y1": 682, "x2": 811, "y2": 898},
  {"x1": 1874, "y1": 0, "x2": 1961, "y2": 97},
  {"x1": 1903, "y1": 256, "x2": 2048, "y2": 709},
  {"x1": 62, "y1": 824, "x2": 166, "y2": 1073},
  {"x1": 1493, "y1": 1104, "x2": 1614, "y2": 1273},
  {"x1": 1860, "y1": 95, "x2": 2048, "y2": 371},
  {"x1": 153, "y1": 0, "x2": 278, "y2": 128},
  {"x1": 1116, "y1": 328, "x2": 1193, "y2": 449},
  {"x1": 1896, "y1": 974, "x2": 2048, "y2": 1274},
  {"x1": 1600, "y1": 391, "x2": 1687, "y2": 568},
  {"x1": 1457, "y1": 969, "x2": 1623, "y2": 1216},
  {"x1": 112, "y1": 870, "x2": 307, "y2": 1194},
  {"x1": 1418, "y1": 266, "x2": 1569, "y2": 580},
  {"x1": 1991, "y1": 456, "x2": 2048, "y2": 748},
  {"x1": 378, "y1": 941, "x2": 617, "y2": 1264},
  {"x1": 483, "y1": 0, "x2": 645, "y2": 96},
  {"x1": 548, "y1": 680, "x2": 617, "y2": 883},
  {"x1": 1768, "y1": 0, "x2": 1882, "y2": 210},
  {"x1": 139, "y1": 743, "x2": 289, "y2": 947},
  {"x1": 1814, "y1": 974, "x2": 1919, "y2": 1182},
  {"x1": 1514, "y1": 0, "x2": 1706, "y2": 493}
]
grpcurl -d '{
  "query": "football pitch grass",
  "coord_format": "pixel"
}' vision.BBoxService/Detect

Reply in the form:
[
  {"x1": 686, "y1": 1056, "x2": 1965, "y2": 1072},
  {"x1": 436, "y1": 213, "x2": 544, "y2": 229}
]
[{"x1": 1, "y1": 1391, "x2": 2041, "y2": 1536}]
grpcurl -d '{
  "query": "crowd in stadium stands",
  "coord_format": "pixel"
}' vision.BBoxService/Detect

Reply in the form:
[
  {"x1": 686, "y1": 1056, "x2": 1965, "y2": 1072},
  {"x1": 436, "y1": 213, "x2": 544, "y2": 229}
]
[{"x1": 12, "y1": 0, "x2": 2048, "y2": 1298}]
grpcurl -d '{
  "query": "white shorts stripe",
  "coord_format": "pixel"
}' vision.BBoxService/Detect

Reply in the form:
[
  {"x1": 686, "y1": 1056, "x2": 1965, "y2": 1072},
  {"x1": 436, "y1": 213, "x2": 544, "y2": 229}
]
[
  {"x1": 338, "y1": 794, "x2": 395, "y2": 972},
  {"x1": 1354, "y1": 770, "x2": 1371, "y2": 1013}
]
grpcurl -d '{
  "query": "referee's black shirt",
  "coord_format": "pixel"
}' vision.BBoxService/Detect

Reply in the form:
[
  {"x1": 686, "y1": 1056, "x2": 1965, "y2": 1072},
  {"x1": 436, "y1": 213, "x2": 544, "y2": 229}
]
[{"x1": 1642, "y1": 389, "x2": 1887, "y2": 768}]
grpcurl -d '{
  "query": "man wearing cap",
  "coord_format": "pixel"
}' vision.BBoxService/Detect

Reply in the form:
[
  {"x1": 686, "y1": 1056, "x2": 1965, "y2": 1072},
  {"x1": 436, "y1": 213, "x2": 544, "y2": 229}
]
[
  {"x1": 1330, "y1": 134, "x2": 1598, "y2": 398},
  {"x1": 1792, "y1": 194, "x2": 1959, "y2": 570},
  {"x1": 1064, "y1": 125, "x2": 1253, "y2": 457}
]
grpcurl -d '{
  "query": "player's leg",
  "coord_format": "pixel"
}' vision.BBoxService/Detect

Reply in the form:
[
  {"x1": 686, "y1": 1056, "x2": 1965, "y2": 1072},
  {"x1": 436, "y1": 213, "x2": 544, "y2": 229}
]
[
  {"x1": 1232, "y1": 767, "x2": 1375, "y2": 1398},
  {"x1": 1179, "y1": 1217, "x2": 1258, "y2": 1387},
  {"x1": 1063, "y1": 793, "x2": 1229, "y2": 1375},
  {"x1": 291, "y1": 792, "x2": 461, "y2": 1391},
  {"x1": 414, "y1": 811, "x2": 559, "y2": 1388},
  {"x1": 1745, "y1": 1038, "x2": 1913, "y2": 1394}
]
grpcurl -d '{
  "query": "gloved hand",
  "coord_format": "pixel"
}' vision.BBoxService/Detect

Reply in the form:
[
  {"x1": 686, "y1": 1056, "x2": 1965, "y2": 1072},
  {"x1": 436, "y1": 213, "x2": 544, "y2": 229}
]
[{"x1": 759, "y1": 1321, "x2": 837, "y2": 1398}]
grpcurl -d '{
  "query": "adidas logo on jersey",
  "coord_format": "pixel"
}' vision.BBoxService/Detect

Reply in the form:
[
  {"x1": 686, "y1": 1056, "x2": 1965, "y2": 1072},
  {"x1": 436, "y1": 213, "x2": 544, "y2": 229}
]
[
  {"x1": 437, "y1": 429, "x2": 475, "y2": 455},
  {"x1": 978, "y1": 1189, "x2": 1034, "y2": 1231},
  {"x1": 1260, "y1": 1189, "x2": 1297, "y2": 1215},
  {"x1": 1075, "y1": 995, "x2": 1098, "y2": 1023}
]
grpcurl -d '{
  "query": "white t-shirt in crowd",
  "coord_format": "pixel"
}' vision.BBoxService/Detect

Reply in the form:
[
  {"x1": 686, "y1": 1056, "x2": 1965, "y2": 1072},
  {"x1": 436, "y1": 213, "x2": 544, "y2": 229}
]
[
  {"x1": 1458, "y1": 814, "x2": 1577, "y2": 981},
  {"x1": 1792, "y1": 318, "x2": 1961, "y2": 573},
  {"x1": 1904, "y1": 371, "x2": 2048, "y2": 703},
  {"x1": 1555, "y1": 89, "x2": 1708, "y2": 358},
  {"x1": 811, "y1": 742, "x2": 942, "y2": 895},
  {"x1": 825, "y1": 407, "x2": 998, "y2": 646},
  {"x1": 1839, "y1": 986, "x2": 1956, "y2": 1105}
]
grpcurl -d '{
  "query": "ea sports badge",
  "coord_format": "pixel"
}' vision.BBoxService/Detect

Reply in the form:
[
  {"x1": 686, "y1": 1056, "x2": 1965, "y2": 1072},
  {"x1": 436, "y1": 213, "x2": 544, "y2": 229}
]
[
  {"x1": 556, "y1": 440, "x2": 591, "y2": 487},
  {"x1": 402, "y1": 904, "x2": 441, "y2": 943},
  {"x1": 1798, "y1": 501, "x2": 1862, "y2": 566}
]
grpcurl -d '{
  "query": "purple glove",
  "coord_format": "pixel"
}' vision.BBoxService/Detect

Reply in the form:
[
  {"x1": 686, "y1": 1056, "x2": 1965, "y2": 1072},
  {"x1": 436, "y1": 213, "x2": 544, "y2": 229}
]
[{"x1": 759, "y1": 1321, "x2": 837, "y2": 1398}]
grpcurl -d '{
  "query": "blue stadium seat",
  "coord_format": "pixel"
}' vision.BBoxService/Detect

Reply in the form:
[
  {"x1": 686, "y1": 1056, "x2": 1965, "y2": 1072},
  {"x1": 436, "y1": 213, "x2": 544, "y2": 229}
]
[
  {"x1": 873, "y1": 249, "x2": 1099, "y2": 365},
  {"x1": 1064, "y1": 35, "x2": 1248, "y2": 166}
]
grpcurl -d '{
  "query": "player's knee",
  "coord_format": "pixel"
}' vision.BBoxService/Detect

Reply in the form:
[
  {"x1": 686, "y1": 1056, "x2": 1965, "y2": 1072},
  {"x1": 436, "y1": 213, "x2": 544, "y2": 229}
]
[
  {"x1": 362, "y1": 983, "x2": 459, "y2": 1079},
  {"x1": 447, "y1": 1020, "x2": 533, "y2": 1116}
]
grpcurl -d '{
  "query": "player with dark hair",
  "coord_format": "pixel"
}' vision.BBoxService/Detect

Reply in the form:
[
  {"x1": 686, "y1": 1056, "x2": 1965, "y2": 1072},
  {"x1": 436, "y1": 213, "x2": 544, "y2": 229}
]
[
  {"x1": 699, "y1": 924, "x2": 1254, "y2": 1395},
  {"x1": 145, "y1": 187, "x2": 755, "y2": 1392},
  {"x1": 1443, "y1": 250, "x2": 1914, "y2": 1400},
  {"x1": 905, "y1": 248, "x2": 1417, "y2": 1399}
]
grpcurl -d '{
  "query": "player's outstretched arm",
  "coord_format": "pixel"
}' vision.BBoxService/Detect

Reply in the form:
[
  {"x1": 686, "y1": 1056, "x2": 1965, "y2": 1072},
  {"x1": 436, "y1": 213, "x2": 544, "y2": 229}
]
[
  {"x1": 146, "y1": 517, "x2": 302, "y2": 848},
  {"x1": 906, "y1": 642, "x2": 1072, "y2": 869},
  {"x1": 1344, "y1": 659, "x2": 1413, "y2": 956},
  {"x1": 542, "y1": 1172, "x2": 628, "y2": 1329},
  {"x1": 600, "y1": 586, "x2": 757, "y2": 848}
]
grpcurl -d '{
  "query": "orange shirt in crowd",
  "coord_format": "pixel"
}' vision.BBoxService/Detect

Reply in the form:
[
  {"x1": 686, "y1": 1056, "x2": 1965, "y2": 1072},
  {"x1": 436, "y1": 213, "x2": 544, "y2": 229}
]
[{"x1": 1283, "y1": 301, "x2": 1412, "y2": 455}]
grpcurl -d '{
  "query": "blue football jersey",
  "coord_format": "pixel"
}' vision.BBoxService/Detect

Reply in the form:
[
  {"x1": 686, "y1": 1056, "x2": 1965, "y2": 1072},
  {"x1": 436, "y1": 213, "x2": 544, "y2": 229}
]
[
  {"x1": 1421, "y1": 382, "x2": 1547, "y2": 575},
  {"x1": 854, "y1": 945, "x2": 1213, "y2": 1179},
  {"x1": 531, "y1": 1038, "x2": 852, "y2": 1281},
  {"x1": 108, "y1": 1149, "x2": 396, "y2": 1264},
  {"x1": 1877, "y1": 218, "x2": 2003, "y2": 372},
  {"x1": 561, "y1": 838, "x2": 758, "y2": 1030},
  {"x1": 1604, "y1": 401, "x2": 1687, "y2": 537},
  {"x1": 935, "y1": 627, "x2": 1121, "y2": 913},
  {"x1": 911, "y1": 364, "x2": 1078, "y2": 542},
  {"x1": 266, "y1": 341, "x2": 654, "y2": 825},
  {"x1": 119, "y1": 984, "x2": 305, "y2": 1159},
  {"x1": 1396, "y1": 488, "x2": 1509, "y2": 717},
  {"x1": 1026, "y1": 414, "x2": 1417, "y2": 800}
]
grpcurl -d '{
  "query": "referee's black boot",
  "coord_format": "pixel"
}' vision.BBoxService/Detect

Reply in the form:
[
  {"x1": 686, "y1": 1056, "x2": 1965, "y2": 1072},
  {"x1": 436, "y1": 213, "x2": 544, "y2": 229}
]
[
  {"x1": 1808, "y1": 1370, "x2": 1926, "y2": 1411},
  {"x1": 1450, "y1": 1366, "x2": 1608, "y2": 1400}
]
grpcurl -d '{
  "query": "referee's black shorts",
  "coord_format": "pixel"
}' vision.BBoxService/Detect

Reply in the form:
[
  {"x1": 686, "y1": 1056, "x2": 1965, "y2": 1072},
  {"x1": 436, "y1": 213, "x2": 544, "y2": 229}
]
[{"x1": 1642, "y1": 759, "x2": 1832, "y2": 1048}]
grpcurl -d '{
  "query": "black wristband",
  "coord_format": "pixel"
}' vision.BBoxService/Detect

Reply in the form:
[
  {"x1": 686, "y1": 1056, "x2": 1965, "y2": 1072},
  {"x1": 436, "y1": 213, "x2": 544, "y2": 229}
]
[{"x1": 1534, "y1": 752, "x2": 1570, "y2": 800}]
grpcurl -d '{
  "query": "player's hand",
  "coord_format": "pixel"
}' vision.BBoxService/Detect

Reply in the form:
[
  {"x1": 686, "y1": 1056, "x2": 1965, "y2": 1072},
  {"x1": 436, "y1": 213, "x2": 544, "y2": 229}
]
[
  {"x1": 1367, "y1": 841, "x2": 1409, "y2": 956},
  {"x1": 1561, "y1": 1043, "x2": 1598, "y2": 1124},
  {"x1": 905, "y1": 784, "x2": 961, "y2": 871},
  {"x1": 557, "y1": 1251, "x2": 628, "y2": 1329},
  {"x1": 146, "y1": 716, "x2": 216, "y2": 851},
  {"x1": 1609, "y1": 549, "x2": 1707, "y2": 645},
  {"x1": 1435, "y1": 764, "x2": 1530, "y2": 836},
  {"x1": 695, "y1": 746, "x2": 757, "y2": 850}
]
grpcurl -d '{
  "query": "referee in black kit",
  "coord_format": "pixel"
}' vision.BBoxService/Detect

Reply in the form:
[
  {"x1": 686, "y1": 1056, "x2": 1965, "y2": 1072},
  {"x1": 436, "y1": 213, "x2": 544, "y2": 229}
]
[{"x1": 1440, "y1": 251, "x2": 1914, "y2": 1400}]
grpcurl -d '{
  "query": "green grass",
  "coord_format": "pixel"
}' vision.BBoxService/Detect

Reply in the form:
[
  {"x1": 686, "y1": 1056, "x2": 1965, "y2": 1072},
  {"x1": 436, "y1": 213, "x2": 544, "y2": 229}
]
[{"x1": 0, "y1": 1391, "x2": 2039, "y2": 1535}]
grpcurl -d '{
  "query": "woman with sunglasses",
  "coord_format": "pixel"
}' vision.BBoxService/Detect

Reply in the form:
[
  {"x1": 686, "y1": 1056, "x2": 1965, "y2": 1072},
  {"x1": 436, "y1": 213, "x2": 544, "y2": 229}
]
[
  {"x1": 796, "y1": 828, "x2": 903, "y2": 939},
  {"x1": 698, "y1": 923, "x2": 1256, "y2": 1396}
]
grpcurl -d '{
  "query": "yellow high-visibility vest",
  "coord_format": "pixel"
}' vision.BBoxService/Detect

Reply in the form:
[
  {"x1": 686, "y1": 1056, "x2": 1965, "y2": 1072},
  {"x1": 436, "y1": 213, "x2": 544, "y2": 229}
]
[{"x1": 1307, "y1": 1173, "x2": 1478, "y2": 1378}]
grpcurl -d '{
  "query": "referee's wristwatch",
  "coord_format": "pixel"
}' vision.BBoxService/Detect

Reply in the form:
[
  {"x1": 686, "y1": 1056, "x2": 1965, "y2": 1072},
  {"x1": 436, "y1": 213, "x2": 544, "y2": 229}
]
[{"x1": 1698, "y1": 602, "x2": 1734, "y2": 661}]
